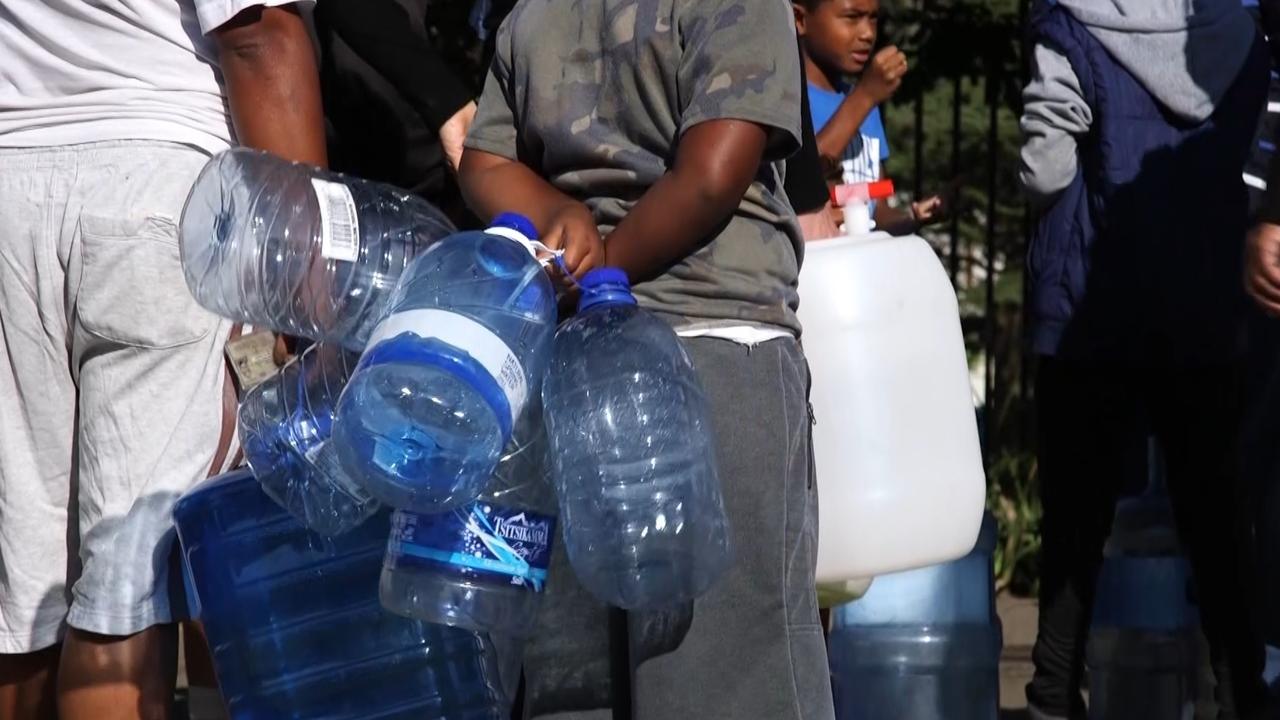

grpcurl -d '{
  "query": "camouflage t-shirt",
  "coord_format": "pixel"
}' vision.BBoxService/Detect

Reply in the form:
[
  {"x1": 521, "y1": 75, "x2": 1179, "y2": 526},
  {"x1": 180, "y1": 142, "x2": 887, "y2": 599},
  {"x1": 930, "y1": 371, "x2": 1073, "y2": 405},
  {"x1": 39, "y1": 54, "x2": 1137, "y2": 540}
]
[{"x1": 466, "y1": 0, "x2": 805, "y2": 334}]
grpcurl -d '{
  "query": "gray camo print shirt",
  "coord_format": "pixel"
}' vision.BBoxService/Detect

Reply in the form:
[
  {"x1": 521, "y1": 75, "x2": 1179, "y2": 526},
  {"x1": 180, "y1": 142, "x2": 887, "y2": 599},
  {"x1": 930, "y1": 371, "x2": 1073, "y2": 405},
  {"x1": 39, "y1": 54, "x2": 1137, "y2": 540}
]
[{"x1": 466, "y1": 0, "x2": 805, "y2": 334}]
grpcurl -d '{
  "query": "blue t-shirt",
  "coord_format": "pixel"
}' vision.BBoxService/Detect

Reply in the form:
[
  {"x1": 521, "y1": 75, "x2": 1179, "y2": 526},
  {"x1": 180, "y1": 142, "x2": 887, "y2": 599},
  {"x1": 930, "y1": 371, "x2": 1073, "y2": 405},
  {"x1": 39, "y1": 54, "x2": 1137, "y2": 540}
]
[{"x1": 807, "y1": 82, "x2": 891, "y2": 169}]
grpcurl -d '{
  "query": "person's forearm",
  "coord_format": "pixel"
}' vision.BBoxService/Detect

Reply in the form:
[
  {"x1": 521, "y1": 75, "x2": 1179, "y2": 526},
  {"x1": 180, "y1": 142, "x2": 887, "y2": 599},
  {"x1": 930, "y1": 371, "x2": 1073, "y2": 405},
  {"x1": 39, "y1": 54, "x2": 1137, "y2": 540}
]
[
  {"x1": 605, "y1": 120, "x2": 768, "y2": 282},
  {"x1": 601, "y1": 172, "x2": 727, "y2": 281},
  {"x1": 875, "y1": 204, "x2": 917, "y2": 236},
  {"x1": 458, "y1": 150, "x2": 580, "y2": 229},
  {"x1": 815, "y1": 88, "x2": 876, "y2": 171},
  {"x1": 217, "y1": 5, "x2": 327, "y2": 166}
]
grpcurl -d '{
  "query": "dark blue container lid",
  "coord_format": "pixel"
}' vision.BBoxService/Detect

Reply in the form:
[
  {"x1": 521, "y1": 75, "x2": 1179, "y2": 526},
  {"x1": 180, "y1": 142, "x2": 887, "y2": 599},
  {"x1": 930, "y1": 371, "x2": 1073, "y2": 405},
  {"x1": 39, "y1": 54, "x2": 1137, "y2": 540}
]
[
  {"x1": 577, "y1": 268, "x2": 636, "y2": 312},
  {"x1": 490, "y1": 212, "x2": 538, "y2": 242}
]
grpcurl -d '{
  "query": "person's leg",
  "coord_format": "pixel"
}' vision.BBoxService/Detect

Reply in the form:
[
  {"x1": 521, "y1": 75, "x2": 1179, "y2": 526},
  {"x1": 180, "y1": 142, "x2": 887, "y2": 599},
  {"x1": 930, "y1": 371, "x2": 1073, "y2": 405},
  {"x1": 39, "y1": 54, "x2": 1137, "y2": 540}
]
[
  {"x1": 629, "y1": 337, "x2": 833, "y2": 720},
  {"x1": 1026, "y1": 357, "x2": 1144, "y2": 719},
  {"x1": 1239, "y1": 312, "x2": 1280, "y2": 655},
  {"x1": 58, "y1": 626, "x2": 177, "y2": 720},
  {"x1": 182, "y1": 622, "x2": 228, "y2": 720},
  {"x1": 0, "y1": 646, "x2": 61, "y2": 720},
  {"x1": 0, "y1": 147, "x2": 81, "y2": 718},
  {"x1": 55, "y1": 142, "x2": 230, "y2": 720},
  {"x1": 1154, "y1": 363, "x2": 1267, "y2": 719}
]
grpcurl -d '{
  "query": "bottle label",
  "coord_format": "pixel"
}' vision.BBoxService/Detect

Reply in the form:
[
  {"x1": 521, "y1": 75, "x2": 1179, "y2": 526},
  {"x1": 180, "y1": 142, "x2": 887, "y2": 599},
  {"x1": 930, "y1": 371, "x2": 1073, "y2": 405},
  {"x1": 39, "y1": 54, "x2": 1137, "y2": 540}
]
[
  {"x1": 387, "y1": 505, "x2": 556, "y2": 590},
  {"x1": 311, "y1": 178, "x2": 360, "y2": 262},
  {"x1": 363, "y1": 309, "x2": 528, "y2": 427}
]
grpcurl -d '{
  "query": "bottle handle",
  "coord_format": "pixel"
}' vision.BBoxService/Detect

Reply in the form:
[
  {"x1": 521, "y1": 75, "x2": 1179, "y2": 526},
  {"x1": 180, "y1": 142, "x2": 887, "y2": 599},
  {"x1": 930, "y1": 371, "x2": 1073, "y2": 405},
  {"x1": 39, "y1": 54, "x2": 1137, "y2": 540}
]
[{"x1": 487, "y1": 226, "x2": 566, "y2": 269}]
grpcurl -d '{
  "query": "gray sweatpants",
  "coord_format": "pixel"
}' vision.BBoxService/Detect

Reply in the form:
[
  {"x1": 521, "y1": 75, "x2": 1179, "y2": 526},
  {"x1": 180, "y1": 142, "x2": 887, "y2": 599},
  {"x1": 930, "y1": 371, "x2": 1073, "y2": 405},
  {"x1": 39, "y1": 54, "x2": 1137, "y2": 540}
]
[{"x1": 523, "y1": 337, "x2": 835, "y2": 720}]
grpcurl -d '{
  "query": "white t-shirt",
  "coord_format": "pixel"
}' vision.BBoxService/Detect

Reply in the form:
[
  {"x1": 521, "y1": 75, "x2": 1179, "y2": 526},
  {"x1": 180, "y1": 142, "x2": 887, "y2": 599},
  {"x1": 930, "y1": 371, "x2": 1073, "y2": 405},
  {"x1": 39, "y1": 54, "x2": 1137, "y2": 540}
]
[{"x1": 0, "y1": 0, "x2": 311, "y2": 154}]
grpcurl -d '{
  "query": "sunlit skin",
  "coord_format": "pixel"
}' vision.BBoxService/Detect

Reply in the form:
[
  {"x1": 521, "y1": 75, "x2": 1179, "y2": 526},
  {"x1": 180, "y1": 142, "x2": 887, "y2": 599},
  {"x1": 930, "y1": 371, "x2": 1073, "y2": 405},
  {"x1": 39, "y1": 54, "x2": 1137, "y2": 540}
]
[
  {"x1": 797, "y1": 0, "x2": 882, "y2": 88},
  {"x1": 796, "y1": 0, "x2": 949, "y2": 234}
]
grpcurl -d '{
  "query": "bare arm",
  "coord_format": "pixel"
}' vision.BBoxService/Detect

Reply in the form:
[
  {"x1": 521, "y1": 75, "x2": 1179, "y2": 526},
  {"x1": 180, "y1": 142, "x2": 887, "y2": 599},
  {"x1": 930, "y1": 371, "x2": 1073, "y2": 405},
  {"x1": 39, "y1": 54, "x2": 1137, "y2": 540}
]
[
  {"x1": 214, "y1": 4, "x2": 326, "y2": 362},
  {"x1": 459, "y1": 150, "x2": 603, "y2": 275},
  {"x1": 873, "y1": 202, "x2": 918, "y2": 236},
  {"x1": 214, "y1": 4, "x2": 327, "y2": 166},
  {"x1": 816, "y1": 89, "x2": 879, "y2": 171},
  {"x1": 460, "y1": 150, "x2": 581, "y2": 231},
  {"x1": 814, "y1": 46, "x2": 906, "y2": 171},
  {"x1": 604, "y1": 120, "x2": 768, "y2": 283}
]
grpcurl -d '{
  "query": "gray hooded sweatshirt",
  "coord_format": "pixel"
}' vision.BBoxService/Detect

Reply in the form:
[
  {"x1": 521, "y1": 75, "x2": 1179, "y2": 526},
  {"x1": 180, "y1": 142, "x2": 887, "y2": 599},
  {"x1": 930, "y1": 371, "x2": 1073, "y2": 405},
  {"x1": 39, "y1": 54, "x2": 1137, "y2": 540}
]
[{"x1": 1019, "y1": 0, "x2": 1259, "y2": 205}]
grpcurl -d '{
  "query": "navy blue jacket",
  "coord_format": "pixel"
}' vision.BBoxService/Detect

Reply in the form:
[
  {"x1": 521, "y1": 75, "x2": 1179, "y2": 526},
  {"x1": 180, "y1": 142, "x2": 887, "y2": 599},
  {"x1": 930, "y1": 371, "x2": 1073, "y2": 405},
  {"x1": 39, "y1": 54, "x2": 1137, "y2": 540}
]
[{"x1": 1028, "y1": 5, "x2": 1268, "y2": 366}]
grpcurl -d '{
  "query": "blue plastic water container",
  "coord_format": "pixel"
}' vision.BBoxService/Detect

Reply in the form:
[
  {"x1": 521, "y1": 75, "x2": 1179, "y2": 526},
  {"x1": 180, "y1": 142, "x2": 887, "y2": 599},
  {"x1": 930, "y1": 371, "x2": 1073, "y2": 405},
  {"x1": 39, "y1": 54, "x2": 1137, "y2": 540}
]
[
  {"x1": 828, "y1": 511, "x2": 1002, "y2": 720},
  {"x1": 1086, "y1": 492, "x2": 1199, "y2": 720},
  {"x1": 174, "y1": 469, "x2": 515, "y2": 719}
]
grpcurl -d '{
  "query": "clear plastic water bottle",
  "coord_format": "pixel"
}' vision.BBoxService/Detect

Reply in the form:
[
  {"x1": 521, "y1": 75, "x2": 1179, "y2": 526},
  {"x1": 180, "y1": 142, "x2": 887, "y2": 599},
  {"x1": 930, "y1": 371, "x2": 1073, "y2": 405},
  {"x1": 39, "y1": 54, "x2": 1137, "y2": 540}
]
[
  {"x1": 174, "y1": 469, "x2": 518, "y2": 719},
  {"x1": 542, "y1": 268, "x2": 731, "y2": 609},
  {"x1": 239, "y1": 342, "x2": 380, "y2": 536},
  {"x1": 380, "y1": 399, "x2": 556, "y2": 636},
  {"x1": 332, "y1": 213, "x2": 558, "y2": 513},
  {"x1": 180, "y1": 148, "x2": 454, "y2": 350}
]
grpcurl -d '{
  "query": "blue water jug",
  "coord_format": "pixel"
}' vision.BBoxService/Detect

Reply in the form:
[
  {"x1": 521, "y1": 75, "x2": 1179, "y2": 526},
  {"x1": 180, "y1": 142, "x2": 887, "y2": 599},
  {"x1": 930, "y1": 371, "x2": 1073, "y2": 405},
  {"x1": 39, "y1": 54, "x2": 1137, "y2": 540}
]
[
  {"x1": 380, "y1": 397, "x2": 557, "y2": 636},
  {"x1": 332, "y1": 213, "x2": 558, "y2": 513},
  {"x1": 828, "y1": 511, "x2": 1002, "y2": 720},
  {"x1": 239, "y1": 342, "x2": 379, "y2": 536},
  {"x1": 174, "y1": 469, "x2": 516, "y2": 719},
  {"x1": 180, "y1": 148, "x2": 453, "y2": 350},
  {"x1": 542, "y1": 268, "x2": 731, "y2": 610},
  {"x1": 1086, "y1": 491, "x2": 1199, "y2": 720}
]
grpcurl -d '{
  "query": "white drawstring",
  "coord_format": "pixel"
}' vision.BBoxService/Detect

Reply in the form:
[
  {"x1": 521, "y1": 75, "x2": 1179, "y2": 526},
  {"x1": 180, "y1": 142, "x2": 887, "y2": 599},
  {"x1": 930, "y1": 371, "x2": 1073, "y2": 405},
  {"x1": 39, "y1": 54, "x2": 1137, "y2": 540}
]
[{"x1": 486, "y1": 226, "x2": 567, "y2": 269}]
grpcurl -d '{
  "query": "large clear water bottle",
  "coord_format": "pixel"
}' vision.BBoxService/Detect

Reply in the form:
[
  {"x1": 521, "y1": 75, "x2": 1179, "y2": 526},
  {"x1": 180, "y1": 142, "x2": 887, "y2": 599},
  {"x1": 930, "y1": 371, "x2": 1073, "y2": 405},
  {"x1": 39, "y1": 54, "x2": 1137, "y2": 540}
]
[
  {"x1": 332, "y1": 213, "x2": 558, "y2": 513},
  {"x1": 379, "y1": 398, "x2": 556, "y2": 636},
  {"x1": 239, "y1": 342, "x2": 379, "y2": 536},
  {"x1": 180, "y1": 148, "x2": 454, "y2": 350},
  {"x1": 174, "y1": 469, "x2": 518, "y2": 719},
  {"x1": 542, "y1": 268, "x2": 731, "y2": 610},
  {"x1": 1086, "y1": 493, "x2": 1199, "y2": 720},
  {"x1": 827, "y1": 512, "x2": 1002, "y2": 720}
]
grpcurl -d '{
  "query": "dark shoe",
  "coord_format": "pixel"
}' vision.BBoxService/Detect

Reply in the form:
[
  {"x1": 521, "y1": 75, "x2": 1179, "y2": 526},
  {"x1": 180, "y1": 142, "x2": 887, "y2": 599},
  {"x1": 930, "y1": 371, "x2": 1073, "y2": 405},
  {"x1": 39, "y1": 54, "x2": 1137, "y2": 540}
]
[
  {"x1": 1026, "y1": 682, "x2": 1087, "y2": 720},
  {"x1": 1026, "y1": 703, "x2": 1070, "y2": 720}
]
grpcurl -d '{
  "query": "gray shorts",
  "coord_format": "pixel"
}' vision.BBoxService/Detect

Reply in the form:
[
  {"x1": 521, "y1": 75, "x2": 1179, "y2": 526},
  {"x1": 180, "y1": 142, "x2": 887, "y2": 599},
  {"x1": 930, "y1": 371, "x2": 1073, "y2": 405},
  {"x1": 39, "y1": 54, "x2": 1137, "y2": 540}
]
[
  {"x1": 0, "y1": 141, "x2": 232, "y2": 653},
  {"x1": 523, "y1": 337, "x2": 835, "y2": 720}
]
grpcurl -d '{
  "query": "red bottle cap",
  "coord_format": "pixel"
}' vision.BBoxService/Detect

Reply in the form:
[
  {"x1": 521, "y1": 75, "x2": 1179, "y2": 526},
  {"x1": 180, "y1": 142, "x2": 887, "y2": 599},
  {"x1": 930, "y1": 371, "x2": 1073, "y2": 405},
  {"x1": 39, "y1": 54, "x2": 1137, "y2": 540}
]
[{"x1": 830, "y1": 179, "x2": 896, "y2": 207}]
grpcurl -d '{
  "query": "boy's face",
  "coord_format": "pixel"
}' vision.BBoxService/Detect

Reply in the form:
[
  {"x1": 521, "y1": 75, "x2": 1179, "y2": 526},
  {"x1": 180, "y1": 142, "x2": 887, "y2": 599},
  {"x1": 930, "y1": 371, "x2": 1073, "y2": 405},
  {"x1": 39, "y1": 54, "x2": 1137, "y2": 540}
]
[{"x1": 795, "y1": 0, "x2": 880, "y2": 77}]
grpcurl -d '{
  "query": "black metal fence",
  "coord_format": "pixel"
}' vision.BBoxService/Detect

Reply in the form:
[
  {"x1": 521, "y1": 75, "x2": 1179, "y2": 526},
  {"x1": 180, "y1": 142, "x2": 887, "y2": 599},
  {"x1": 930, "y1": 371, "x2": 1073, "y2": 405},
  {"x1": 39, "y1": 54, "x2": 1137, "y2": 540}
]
[
  {"x1": 883, "y1": 0, "x2": 1040, "y2": 590},
  {"x1": 881, "y1": 0, "x2": 1033, "y2": 462}
]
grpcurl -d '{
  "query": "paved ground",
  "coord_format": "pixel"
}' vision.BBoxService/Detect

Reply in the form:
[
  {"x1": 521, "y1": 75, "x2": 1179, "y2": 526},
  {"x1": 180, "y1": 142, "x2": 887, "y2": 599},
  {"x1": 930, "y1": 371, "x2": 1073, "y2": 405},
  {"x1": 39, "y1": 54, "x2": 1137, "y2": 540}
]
[
  {"x1": 998, "y1": 594, "x2": 1039, "y2": 719},
  {"x1": 176, "y1": 594, "x2": 1044, "y2": 719}
]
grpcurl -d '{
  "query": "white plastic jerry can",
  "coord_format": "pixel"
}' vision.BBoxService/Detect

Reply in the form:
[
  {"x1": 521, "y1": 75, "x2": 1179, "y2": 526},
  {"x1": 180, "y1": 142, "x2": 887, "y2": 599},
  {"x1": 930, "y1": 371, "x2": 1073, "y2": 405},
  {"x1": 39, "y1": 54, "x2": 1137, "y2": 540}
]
[{"x1": 799, "y1": 179, "x2": 985, "y2": 592}]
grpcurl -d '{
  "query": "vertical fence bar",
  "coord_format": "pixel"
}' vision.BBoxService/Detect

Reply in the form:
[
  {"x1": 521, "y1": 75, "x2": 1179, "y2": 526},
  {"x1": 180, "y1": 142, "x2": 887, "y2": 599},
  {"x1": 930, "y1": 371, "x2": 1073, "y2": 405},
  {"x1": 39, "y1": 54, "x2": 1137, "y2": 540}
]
[
  {"x1": 949, "y1": 71, "x2": 963, "y2": 282},
  {"x1": 914, "y1": 0, "x2": 928, "y2": 198},
  {"x1": 983, "y1": 63, "x2": 999, "y2": 464},
  {"x1": 915, "y1": 90, "x2": 926, "y2": 198}
]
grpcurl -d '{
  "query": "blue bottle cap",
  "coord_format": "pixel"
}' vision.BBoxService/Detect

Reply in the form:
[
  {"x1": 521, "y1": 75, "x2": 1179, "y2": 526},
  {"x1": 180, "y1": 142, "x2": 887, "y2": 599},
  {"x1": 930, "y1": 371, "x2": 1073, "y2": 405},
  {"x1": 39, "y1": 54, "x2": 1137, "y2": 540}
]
[
  {"x1": 580, "y1": 267, "x2": 629, "y2": 289},
  {"x1": 490, "y1": 212, "x2": 539, "y2": 242},
  {"x1": 577, "y1": 267, "x2": 637, "y2": 312}
]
